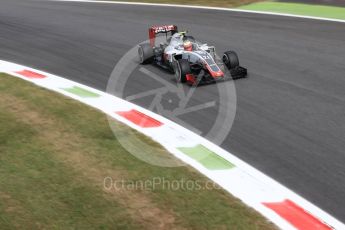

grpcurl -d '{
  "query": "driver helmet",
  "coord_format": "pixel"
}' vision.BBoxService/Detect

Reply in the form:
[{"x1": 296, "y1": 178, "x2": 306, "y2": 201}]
[{"x1": 183, "y1": 40, "x2": 193, "y2": 51}]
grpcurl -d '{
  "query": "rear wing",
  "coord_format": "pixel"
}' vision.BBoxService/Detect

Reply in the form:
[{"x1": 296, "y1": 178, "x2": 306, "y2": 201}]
[{"x1": 149, "y1": 25, "x2": 178, "y2": 47}]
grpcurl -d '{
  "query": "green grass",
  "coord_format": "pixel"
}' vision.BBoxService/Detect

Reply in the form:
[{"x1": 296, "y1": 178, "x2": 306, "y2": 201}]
[
  {"x1": 113, "y1": 0, "x2": 345, "y2": 21},
  {"x1": 0, "y1": 73, "x2": 276, "y2": 229},
  {"x1": 239, "y1": 1, "x2": 345, "y2": 20},
  {"x1": 85, "y1": 0, "x2": 345, "y2": 22}
]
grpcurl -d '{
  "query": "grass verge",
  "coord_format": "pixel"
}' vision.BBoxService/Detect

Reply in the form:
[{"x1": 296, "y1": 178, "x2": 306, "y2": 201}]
[
  {"x1": 0, "y1": 73, "x2": 276, "y2": 229},
  {"x1": 239, "y1": 1, "x2": 345, "y2": 20},
  {"x1": 111, "y1": 0, "x2": 345, "y2": 21}
]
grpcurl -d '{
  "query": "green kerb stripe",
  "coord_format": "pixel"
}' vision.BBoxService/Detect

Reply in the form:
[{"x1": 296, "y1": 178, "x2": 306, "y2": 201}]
[
  {"x1": 62, "y1": 86, "x2": 100, "y2": 98},
  {"x1": 178, "y1": 145, "x2": 235, "y2": 170}
]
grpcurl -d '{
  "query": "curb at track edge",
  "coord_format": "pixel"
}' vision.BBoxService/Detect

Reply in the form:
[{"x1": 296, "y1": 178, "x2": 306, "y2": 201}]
[{"x1": 1, "y1": 60, "x2": 344, "y2": 229}]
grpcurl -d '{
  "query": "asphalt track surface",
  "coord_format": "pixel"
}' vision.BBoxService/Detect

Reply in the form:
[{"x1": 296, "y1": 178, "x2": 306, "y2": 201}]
[{"x1": 1, "y1": 0, "x2": 345, "y2": 222}]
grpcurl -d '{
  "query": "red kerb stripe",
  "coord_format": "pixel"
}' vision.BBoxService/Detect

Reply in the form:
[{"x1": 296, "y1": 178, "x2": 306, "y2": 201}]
[
  {"x1": 263, "y1": 199, "x2": 332, "y2": 230},
  {"x1": 116, "y1": 109, "x2": 163, "y2": 128},
  {"x1": 15, "y1": 70, "x2": 46, "y2": 79}
]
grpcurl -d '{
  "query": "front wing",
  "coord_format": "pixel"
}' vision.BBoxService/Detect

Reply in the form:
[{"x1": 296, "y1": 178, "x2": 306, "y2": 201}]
[{"x1": 186, "y1": 66, "x2": 247, "y2": 86}]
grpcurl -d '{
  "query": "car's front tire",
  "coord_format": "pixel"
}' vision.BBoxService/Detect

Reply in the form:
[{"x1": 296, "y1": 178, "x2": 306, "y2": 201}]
[
  {"x1": 223, "y1": 51, "x2": 239, "y2": 69},
  {"x1": 175, "y1": 59, "x2": 191, "y2": 83},
  {"x1": 138, "y1": 43, "x2": 154, "y2": 64}
]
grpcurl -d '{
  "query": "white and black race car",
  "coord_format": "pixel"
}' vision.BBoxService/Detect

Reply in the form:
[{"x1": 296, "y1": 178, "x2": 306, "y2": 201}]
[{"x1": 138, "y1": 25, "x2": 247, "y2": 85}]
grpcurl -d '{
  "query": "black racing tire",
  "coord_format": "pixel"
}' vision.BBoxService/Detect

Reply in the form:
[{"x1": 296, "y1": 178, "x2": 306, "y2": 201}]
[
  {"x1": 223, "y1": 51, "x2": 239, "y2": 69},
  {"x1": 138, "y1": 43, "x2": 154, "y2": 64},
  {"x1": 175, "y1": 59, "x2": 191, "y2": 83}
]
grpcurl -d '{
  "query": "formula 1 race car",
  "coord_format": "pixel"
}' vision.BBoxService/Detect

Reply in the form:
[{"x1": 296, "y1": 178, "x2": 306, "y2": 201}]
[{"x1": 138, "y1": 25, "x2": 247, "y2": 85}]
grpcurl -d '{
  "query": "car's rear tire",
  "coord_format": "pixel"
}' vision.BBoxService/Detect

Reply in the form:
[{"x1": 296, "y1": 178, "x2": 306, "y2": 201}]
[
  {"x1": 138, "y1": 43, "x2": 154, "y2": 64},
  {"x1": 223, "y1": 51, "x2": 239, "y2": 69},
  {"x1": 175, "y1": 59, "x2": 191, "y2": 83}
]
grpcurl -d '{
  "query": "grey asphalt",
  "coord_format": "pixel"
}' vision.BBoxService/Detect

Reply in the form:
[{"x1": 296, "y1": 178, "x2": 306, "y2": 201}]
[{"x1": 1, "y1": 0, "x2": 345, "y2": 222}]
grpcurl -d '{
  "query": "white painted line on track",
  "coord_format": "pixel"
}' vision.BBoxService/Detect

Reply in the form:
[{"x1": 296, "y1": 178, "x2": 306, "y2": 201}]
[{"x1": 50, "y1": 0, "x2": 345, "y2": 23}]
